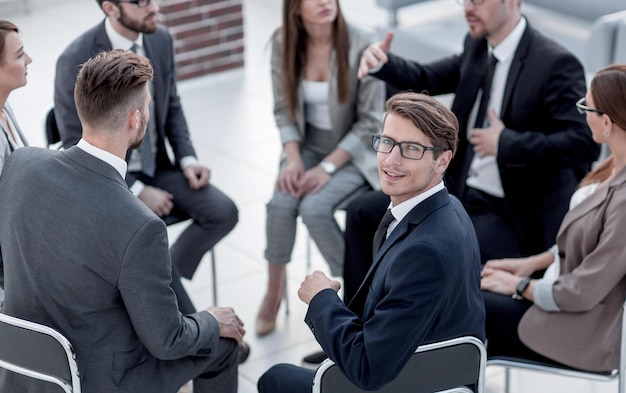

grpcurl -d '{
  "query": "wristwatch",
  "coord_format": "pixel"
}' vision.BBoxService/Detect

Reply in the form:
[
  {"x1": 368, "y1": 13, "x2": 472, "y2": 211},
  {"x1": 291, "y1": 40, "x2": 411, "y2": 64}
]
[
  {"x1": 319, "y1": 161, "x2": 336, "y2": 175},
  {"x1": 513, "y1": 277, "x2": 532, "y2": 300}
]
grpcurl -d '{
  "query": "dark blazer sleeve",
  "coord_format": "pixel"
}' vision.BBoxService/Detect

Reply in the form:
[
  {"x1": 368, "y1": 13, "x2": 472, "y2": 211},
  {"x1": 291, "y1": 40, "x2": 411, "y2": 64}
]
[
  {"x1": 373, "y1": 48, "x2": 463, "y2": 97},
  {"x1": 305, "y1": 244, "x2": 447, "y2": 390}
]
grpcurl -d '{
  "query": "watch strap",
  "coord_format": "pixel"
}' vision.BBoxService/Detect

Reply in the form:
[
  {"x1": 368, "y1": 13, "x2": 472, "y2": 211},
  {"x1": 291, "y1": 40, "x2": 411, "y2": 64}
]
[{"x1": 513, "y1": 277, "x2": 532, "y2": 300}]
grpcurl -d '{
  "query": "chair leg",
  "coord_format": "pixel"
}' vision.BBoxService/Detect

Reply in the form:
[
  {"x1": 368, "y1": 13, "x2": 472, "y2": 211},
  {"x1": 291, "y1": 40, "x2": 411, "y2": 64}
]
[
  {"x1": 284, "y1": 275, "x2": 290, "y2": 316},
  {"x1": 504, "y1": 367, "x2": 511, "y2": 393},
  {"x1": 211, "y1": 248, "x2": 217, "y2": 306},
  {"x1": 306, "y1": 232, "x2": 312, "y2": 271}
]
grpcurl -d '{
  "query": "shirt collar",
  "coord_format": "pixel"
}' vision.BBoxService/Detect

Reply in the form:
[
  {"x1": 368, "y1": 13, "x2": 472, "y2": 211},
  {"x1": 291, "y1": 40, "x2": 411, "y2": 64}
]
[
  {"x1": 76, "y1": 138, "x2": 128, "y2": 179},
  {"x1": 388, "y1": 180, "x2": 446, "y2": 224},
  {"x1": 491, "y1": 16, "x2": 526, "y2": 64},
  {"x1": 105, "y1": 17, "x2": 144, "y2": 51}
]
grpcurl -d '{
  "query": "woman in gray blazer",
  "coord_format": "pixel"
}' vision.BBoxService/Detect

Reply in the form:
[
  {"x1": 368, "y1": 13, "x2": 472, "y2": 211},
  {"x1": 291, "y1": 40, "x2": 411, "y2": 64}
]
[
  {"x1": 481, "y1": 63, "x2": 626, "y2": 372},
  {"x1": 256, "y1": 0, "x2": 385, "y2": 337},
  {"x1": 0, "y1": 20, "x2": 30, "y2": 174}
]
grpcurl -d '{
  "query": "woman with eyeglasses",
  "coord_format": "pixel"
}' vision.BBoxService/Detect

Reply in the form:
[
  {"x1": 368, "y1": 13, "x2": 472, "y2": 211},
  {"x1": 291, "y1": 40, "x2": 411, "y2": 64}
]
[
  {"x1": 0, "y1": 20, "x2": 31, "y2": 174},
  {"x1": 256, "y1": 0, "x2": 385, "y2": 337},
  {"x1": 480, "y1": 63, "x2": 626, "y2": 372}
]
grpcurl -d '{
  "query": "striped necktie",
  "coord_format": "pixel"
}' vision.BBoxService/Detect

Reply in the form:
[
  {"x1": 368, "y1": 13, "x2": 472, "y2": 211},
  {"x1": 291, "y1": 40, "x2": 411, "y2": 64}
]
[{"x1": 129, "y1": 42, "x2": 156, "y2": 177}]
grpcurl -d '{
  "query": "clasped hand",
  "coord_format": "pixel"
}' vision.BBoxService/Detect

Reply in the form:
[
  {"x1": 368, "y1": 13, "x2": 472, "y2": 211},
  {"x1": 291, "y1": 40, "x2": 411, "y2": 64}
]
[
  {"x1": 276, "y1": 161, "x2": 330, "y2": 198},
  {"x1": 480, "y1": 257, "x2": 534, "y2": 295}
]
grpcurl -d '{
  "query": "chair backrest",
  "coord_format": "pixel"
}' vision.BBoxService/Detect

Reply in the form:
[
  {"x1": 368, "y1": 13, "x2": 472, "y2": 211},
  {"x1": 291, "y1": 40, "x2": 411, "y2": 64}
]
[
  {"x1": 487, "y1": 298, "x2": 626, "y2": 393},
  {"x1": 583, "y1": 10, "x2": 626, "y2": 164},
  {"x1": 0, "y1": 313, "x2": 81, "y2": 393},
  {"x1": 45, "y1": 107, "x2": 61, "y2": 147},
  {"x1": 312, "y1": 336, "x2": 486, "y2": 393},
  {"x1": 585, "y1": 10, "x2": 626, "y2": 76}
]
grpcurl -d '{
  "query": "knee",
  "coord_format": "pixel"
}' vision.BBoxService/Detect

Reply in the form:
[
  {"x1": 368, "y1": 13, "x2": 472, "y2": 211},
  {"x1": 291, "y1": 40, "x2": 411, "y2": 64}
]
[
  {"x1": 299, "y1": 197, "x2": 333, "y2": 219},
  {"x1": 220, "y1": 200, "x2": 239, "y2": 231},
  {"x1": 204, "y1": 198, "x2": 238, "y2": 232},
  {"x1": 257, "y1": 364, "x2": 288, "y2": 393}
]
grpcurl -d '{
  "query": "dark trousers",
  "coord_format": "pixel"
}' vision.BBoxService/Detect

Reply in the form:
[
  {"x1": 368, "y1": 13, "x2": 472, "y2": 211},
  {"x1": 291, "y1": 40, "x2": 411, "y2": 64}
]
[
  {"x1": 135, "y1": 168, "x2": 238, "y2": 314},
  {"x1": 342, "y1": 190, "x2": 389, "y2": 303},
  {"x1": 463, "y1": 186, "x2": 522, "y2": 264},
  {"x1": 258, "y1": 364, "x2": 314, "y2": 393},
  {"x1": 483, "y1": 290, "x2": 565, "y2": 366}
]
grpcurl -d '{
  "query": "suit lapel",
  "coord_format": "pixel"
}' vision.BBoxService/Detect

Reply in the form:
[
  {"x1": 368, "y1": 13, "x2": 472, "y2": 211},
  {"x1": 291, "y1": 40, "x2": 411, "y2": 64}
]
[
  {"x1": 501, "y1": 24, "x2": 532, "y2": 115},
  {"x1": 347, "y1": 190, "x2": 450, "y2": 312},
  {"x1": 558, "y1": 166, "x2": 626, "y2": 236}
]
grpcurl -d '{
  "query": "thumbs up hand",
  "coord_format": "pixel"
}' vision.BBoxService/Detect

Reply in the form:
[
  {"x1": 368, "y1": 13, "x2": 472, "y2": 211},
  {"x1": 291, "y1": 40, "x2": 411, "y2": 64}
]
[{"x1": 357, "y1": 31, "x2": 395, "y2": 79}]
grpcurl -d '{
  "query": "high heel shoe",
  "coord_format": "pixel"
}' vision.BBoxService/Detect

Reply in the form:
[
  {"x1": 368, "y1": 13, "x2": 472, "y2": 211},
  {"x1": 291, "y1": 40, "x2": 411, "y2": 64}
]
[{"x1": 255, "y1": 292, "x2": 283, "y2": 337}]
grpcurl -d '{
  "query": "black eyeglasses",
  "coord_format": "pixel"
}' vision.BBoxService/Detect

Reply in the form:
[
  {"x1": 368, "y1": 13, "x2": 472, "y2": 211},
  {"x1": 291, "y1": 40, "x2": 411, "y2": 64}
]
[
  {"x1": 372, "y1": 135, "x2": 445, "y2": 161},
  {"x1": 117, "y1": 0, "x2": 155, "y2": 8},
  {"x1": 576, "y1": 97, "x2": 604, "y2": 115},
  {"x1": 455, "y1": 0, "x2": 486, "y2": 5}
]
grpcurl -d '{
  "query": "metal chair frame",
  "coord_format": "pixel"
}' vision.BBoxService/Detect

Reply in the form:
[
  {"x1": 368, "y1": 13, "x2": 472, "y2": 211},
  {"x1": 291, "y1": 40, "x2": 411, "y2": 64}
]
[
  {"x1": 0, "y1": 313, "x2": 81, "y2": 393},
  {"x1": 312, "y1": 335, "x2": 486, "y2": 393},
  {"x1": 487, "y1": 299, "x2": 626, "y2": 393}
]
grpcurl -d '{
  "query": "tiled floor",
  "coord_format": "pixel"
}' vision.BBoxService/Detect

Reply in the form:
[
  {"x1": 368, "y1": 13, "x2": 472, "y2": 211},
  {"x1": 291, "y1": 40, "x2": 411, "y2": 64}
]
[{"x1": 1, "y1": 0, "x2": 621, "y2": 392}]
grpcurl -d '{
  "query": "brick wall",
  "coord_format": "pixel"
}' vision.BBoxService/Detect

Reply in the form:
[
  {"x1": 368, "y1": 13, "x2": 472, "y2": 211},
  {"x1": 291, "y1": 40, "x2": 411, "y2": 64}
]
[{"x1": 160, "y1": 0, "x2": 244, "y2": 80}]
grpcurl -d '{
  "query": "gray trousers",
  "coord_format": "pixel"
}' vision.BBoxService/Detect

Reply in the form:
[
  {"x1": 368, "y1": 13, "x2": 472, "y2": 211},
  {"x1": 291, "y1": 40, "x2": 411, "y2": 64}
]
[{"x1": 265, "y1": 147, "x2": 366, "y2": 276}]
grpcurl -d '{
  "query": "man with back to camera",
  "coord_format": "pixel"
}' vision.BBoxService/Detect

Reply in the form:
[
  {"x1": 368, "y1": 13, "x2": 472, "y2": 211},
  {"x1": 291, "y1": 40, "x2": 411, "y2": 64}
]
[
  {"x1": 0, "y1": 49, "x2": 244, "y2": 393},
  {"x1": 258, "y1": 92, "x2": 485, "y2": 393},
  {"x1": 54, "y1": 0, "x2": 239, "y2": 315}
]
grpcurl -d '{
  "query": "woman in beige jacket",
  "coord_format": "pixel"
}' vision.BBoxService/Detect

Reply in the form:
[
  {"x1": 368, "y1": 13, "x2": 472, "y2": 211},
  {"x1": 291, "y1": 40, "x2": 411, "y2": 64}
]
[{"x1": 481, "y1": 63, "x2": 626, "y2": 372}]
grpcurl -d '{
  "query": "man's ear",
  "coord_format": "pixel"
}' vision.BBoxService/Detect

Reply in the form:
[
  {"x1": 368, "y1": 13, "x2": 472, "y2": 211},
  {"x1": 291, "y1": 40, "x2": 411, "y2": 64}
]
[
  {"x1": 128, "y1": 109, "x2": 141, "y2": 130},
  {"x1": 101, "y1": 1, "x2": 119, "y2": 18},
  {"x1": 437, "y1": 150, "x2": 453, "y2": 173}
]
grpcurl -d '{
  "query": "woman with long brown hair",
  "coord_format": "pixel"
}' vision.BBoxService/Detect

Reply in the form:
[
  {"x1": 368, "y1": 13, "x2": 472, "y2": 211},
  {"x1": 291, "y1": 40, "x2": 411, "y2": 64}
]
[{"x1": 256, "y1": 0, "x2": 385, "y2": 336}]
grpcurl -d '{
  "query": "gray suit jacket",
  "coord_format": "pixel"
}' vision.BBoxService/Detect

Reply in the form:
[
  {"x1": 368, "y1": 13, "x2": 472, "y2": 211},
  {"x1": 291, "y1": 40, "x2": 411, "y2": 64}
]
[
  {"x1": 519, "y1": 165, "x2": 626, "y2": 372},
  {"x1": 0, "y1": 147, "x2": 224, "y2": 392},
  {"x1": 54, "y1": 20, "x2": 196, "y2": 188},
  {"x1": 270, "y1": 24, "x2": 385, "y2": 190},
  {"x1": 0, "y1": 103, "x2": 28, "y2": 174}
]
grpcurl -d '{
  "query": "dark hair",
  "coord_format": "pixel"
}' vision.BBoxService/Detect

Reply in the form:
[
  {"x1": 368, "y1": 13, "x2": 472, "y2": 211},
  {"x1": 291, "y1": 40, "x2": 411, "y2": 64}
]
[
  {"x1": 0, "y1": 20, "x2": 19, "y2": 66},
  {"x1": 579, "y1": 64, "x2": 626, "y2": 187},
  {"x1": 590, "y1": 64, "x2": 626, "y2": 131},
  {"x1": 280, "y1": 0, "x2": 349, "y2": 120},
  {"x1": 384, "y1": 92, "x2": 459, "y2": 159},
  {"x1": 74, "y1": 49, "x2": 153, "y2": 129}
]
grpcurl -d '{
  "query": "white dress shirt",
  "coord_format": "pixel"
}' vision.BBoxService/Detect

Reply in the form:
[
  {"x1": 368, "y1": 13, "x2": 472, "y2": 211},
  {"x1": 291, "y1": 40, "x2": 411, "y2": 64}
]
[{"x1": 466, "y1": 17, "x2": 527, "y2": 198}]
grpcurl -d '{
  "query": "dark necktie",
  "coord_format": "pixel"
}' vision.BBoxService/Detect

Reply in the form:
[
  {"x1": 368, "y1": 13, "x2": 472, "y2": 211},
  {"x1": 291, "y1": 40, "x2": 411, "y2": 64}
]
[
  {"x1": 129, "y1": 42, "x2": 156, "y2": 177},
  {"x1": 372, "y1": 209, "x2": 395, "y2": 258},
  {"x1": 474, "y1": 52, "x2": 498, "y2": 128}
]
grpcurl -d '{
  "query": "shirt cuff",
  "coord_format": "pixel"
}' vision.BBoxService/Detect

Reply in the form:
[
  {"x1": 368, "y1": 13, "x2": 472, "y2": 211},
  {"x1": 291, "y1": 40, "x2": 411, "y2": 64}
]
[
  {"x1": 532, "y1": 278, "x2": 560, "y2": 312},
  {"x1": 180, "y1": 155, "x2": 198, "y2": 169},
  {"x1": 130, "y1": 180, "x2": 145, "y2": 196}
]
